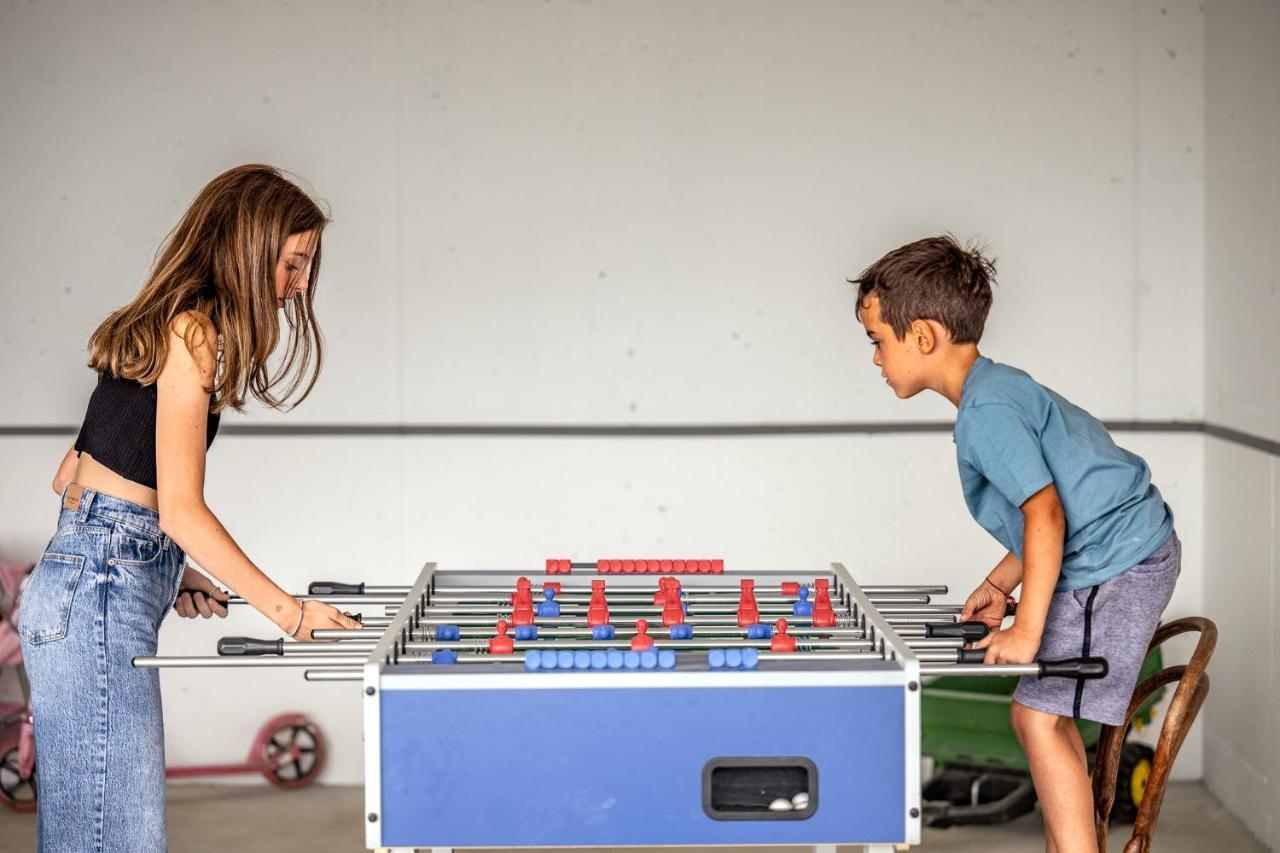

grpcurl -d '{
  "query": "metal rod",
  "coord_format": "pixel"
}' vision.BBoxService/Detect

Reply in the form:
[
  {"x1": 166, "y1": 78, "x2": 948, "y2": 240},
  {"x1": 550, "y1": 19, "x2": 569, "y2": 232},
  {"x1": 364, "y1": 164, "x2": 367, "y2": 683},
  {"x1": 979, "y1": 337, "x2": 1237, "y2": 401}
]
[
  {"x1": 304, "y1": 668, "x2": 363, "y2": 682},
  {"x1": 133, "y1": 655, "x2": 369, "y2": 668},
  {"x1": 422, "y1": 592, "x2": 932, "y2": 605},
  {"x1": 271, "y1": 644, "x2": 377, "y2": 654},
  {"x1": 409, "y1": 601, "x2": 911, "y2": 614},
  {"x1": 311, "y1": 628, "x2": 385, "y2": 639},
  {"x1": 920, "y1": 663, "x2": 1043, "y2": 677},
  {"x1": 912, "y1": 651, "x2": 972, "y2": 663},
  {"x1": 873, "y1": 605, "x2": 963, "y2": 614},
  {"x1": 882, "y1": 615, "x2": 959, "y2": 624},
  {"x1": 397, "y1": 638, "x2": 887, "y2": 653},
  {"x1": 436, "y1": 584, "x2": 944, "y2": 597},
  {"x1": 226, "y1": 595, "x2": 403, "y2": 607}
]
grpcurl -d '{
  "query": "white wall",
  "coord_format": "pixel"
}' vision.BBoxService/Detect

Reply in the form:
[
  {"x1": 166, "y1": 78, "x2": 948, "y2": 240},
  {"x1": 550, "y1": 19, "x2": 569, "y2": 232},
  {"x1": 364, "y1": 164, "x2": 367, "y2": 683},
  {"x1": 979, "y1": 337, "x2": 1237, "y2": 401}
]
[
  {"x1": 1202, "y1": 0, "x2": 1280, "y2": 848},
  {"x1": 1, "y1": 1, "x2": 1209, "y2": 787}
]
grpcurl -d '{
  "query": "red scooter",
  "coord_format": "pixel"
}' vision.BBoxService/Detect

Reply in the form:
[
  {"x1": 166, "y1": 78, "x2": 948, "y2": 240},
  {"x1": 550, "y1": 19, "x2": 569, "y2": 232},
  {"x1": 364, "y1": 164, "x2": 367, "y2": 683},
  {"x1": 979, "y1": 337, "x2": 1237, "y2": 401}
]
[{"x1": 0, "y1": 559, "x2": 326, "y2": 812}]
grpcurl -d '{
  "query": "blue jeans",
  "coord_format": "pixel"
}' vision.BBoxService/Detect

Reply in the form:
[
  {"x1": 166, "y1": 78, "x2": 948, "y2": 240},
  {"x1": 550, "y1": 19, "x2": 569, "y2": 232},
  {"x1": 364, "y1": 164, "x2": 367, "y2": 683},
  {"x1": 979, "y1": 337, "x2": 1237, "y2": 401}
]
[{"x1": 19, "y1": 486, "x2": 185, "y2": 852}]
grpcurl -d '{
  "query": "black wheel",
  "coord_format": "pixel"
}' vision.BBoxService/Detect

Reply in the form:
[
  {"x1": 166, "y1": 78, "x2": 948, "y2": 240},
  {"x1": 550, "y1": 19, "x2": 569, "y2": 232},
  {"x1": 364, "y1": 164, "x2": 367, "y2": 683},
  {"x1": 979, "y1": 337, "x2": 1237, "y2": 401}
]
[
  {"x1": 256, "y1": 715, "x2": 326, "y2": 790},
  {"x1": 1112, "y1": 741, "x2": 1155, "y2": 823}
]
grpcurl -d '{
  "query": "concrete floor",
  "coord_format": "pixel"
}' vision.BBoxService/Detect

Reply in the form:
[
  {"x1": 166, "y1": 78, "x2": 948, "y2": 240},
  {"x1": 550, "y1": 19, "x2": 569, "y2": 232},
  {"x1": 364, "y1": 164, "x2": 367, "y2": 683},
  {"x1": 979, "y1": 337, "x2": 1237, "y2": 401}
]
[{"x1": 0, "y1": 782, "x2": 1266, "y2": 852}]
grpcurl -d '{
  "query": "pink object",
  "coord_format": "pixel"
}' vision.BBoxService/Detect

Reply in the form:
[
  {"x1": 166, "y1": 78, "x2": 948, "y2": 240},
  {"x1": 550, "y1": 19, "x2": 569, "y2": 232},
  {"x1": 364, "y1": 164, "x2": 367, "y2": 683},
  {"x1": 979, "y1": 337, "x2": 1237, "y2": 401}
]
[{"x1": 0, "y1": 560, "x2": 33, "y2": 667}]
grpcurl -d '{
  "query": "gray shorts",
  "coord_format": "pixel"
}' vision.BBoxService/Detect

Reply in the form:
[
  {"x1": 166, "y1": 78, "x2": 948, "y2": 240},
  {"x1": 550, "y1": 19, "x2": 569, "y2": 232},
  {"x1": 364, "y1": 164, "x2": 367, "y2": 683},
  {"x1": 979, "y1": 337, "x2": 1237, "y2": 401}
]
[{"x1": 1012, "y1": 531, "x2": 1180, "y2": 726}]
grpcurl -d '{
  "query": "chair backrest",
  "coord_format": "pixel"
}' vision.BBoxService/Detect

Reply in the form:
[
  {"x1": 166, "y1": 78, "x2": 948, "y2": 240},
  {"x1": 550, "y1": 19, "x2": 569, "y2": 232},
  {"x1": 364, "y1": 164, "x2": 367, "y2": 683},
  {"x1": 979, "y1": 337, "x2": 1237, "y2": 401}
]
[{"x1": 1092, "y1": 616, "x2": 1217, "y2": 853}]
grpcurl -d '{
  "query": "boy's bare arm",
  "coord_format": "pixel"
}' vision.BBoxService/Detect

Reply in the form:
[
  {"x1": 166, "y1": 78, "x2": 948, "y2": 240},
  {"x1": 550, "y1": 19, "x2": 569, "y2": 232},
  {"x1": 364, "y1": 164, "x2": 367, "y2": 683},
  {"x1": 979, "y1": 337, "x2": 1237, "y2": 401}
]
[
  {"x1": 989, "y1": 549, "x2": 1024, "y2": 593},
  {"x1": 1015, "y1": 484, "x2": 1066, "y2": 636},
  {"x1": 974, "y1": 483, "x2": 1065, "y2": 664}
]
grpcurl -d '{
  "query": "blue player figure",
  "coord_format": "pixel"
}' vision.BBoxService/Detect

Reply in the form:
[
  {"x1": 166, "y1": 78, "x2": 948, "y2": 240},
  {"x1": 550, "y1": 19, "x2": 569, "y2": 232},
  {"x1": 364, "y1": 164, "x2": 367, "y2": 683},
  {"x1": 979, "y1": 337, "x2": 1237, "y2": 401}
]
[
  {"x1": 537, "y1": 585, "x2": 561, "y2": 618},
  {"x1": 792, "y1": 586, "x2": 814, "y2": 617}
]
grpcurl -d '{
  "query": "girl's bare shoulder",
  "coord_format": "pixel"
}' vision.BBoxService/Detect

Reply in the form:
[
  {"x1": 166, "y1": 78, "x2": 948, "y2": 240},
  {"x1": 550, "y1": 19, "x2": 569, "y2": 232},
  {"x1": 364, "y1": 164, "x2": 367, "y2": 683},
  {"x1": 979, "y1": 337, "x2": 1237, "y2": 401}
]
[{"x1": 167, "y1": 310, "x2": 219, "y2": 375}]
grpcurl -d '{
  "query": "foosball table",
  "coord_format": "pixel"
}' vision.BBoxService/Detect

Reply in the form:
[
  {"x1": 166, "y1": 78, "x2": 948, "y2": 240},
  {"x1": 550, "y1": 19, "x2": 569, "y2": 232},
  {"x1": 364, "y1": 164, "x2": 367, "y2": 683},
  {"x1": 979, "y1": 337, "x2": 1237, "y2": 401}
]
[{"x1": 136, "y1": 558, "x2": 1107, "y2": 853}]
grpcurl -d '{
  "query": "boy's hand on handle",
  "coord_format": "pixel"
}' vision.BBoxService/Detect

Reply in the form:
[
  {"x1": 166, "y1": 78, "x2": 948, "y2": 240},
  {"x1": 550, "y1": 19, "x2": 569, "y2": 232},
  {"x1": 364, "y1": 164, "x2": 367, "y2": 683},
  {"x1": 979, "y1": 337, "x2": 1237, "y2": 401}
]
[
  {"x1": 173, "y1": 564, "x2": 230, "y2": 618},
  {"x1": 970, "y1": 622, "x2": 1041, "y2": 665},
  {"x1": 960, "y1": 579, "x2": 1009, "y2": 629},
  {"x1": 288, "y1": 599, "x2": 362, "y2": 642}
]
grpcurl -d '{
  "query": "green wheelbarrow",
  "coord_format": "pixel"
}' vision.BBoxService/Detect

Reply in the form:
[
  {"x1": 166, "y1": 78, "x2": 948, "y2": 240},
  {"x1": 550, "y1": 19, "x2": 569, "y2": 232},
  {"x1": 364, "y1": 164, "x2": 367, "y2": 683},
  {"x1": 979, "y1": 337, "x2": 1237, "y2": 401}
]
[{"x1": 921, "y1": 648, "x2": 1165, "y2": 827}]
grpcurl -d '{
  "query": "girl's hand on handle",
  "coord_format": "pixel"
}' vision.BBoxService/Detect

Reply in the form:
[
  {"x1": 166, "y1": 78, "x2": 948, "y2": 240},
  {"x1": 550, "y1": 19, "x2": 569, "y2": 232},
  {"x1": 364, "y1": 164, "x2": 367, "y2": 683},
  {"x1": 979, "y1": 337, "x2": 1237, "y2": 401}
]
[
  {"x1": 173, "y1": 564, "x2": 230, "y2": 618},
  {"x1": 288, "y1": 599, "x2": 362, "y2": 642}
]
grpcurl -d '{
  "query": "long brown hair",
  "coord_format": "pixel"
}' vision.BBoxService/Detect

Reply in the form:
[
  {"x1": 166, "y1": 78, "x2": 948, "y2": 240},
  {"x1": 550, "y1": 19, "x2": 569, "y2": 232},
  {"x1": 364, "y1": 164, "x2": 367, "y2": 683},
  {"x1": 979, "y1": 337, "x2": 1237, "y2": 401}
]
[{"x1": 87, "y1": 164, "x2": 329, "y2": 412}]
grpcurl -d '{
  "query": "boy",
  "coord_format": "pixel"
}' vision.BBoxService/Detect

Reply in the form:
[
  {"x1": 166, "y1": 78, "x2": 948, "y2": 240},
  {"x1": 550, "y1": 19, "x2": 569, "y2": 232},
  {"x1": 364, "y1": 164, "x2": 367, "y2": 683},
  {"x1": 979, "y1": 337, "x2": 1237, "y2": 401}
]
[{"x1": 852, "y1": 236, "x2": 1179, "y2": 853}]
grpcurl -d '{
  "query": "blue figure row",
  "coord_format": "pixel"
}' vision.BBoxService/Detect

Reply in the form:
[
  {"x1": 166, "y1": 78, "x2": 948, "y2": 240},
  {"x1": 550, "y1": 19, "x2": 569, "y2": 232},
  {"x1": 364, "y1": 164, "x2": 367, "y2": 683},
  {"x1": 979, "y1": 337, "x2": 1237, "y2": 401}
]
[
  {"x1": 524, "y1": 647, "x2": 677, "y2": 672},
  {"x1": 707, "y1": 648, "x2": 760, "y2": 669}
]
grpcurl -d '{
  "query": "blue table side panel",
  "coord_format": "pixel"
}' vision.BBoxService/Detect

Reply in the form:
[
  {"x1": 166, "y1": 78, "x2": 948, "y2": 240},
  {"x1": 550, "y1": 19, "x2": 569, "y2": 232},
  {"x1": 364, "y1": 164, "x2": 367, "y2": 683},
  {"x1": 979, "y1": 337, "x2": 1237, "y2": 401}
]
[{"x1": 380, "y1": 685, "x2": 906, "y2": 847}]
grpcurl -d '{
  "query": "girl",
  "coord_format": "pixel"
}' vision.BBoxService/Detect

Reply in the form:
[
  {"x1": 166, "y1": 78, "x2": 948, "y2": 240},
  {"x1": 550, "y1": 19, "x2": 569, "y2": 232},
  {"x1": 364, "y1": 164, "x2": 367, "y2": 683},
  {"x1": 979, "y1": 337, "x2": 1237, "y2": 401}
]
[{"x1": 19, "y1": 164, "x2": 359, "y2": 852}]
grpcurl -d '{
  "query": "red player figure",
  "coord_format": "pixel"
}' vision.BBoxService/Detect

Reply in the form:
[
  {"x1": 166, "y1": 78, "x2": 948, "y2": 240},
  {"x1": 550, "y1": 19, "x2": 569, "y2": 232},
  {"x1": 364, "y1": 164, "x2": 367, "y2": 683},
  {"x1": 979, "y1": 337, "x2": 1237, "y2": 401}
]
[
  {"x1": 652, "y1": 576, "x2": 668, "y2": 605},
  {"x1": 736, "y1": 578, "x2": 759, "y2": 627},
  {"x1": 511, "y1": 576, "x2": 533, "y2": 608},
  {"x1": 661, "y1": 583, "x2": 685, "y2": 627},
  {"x1": 771, "y1": 618, "x2": 797, "y2": 653},
  {"x1": 510, "y1": 576, "x2": 535, "y2": 625},
  {"x1": 812, "y1": 578, "x2": 835, "y2": 627},
  {"x1": 631, "y1": 619, "x2": 655, "y2": 651},
  {"x1": 511, "y1": 603, "x2": 535, "y2": 626},
  {"x1": 488, "y1": 620, "x2": 514, "y2": 655},
  {"x1": 587, "y1": 578, "x2": 610, "y2": 627},
  {"x1": 653, "y1": 576, "x2": 682, "y2": 604}
]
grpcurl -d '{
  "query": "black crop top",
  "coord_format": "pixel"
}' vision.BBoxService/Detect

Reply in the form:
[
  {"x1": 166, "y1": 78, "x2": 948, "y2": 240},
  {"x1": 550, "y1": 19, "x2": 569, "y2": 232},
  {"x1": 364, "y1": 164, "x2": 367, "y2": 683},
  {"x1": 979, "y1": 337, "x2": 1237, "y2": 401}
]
[{"x1": 74, "y1": 372, "x2": 220, "y2": 490}]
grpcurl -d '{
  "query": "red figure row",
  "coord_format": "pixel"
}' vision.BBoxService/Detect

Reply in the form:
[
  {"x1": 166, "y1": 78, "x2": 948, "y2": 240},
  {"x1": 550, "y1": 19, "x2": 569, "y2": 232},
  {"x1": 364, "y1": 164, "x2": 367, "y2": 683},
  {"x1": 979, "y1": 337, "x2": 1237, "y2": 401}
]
[{"x1": 596, "y1": 558, "x2": 723, "y2": 575}]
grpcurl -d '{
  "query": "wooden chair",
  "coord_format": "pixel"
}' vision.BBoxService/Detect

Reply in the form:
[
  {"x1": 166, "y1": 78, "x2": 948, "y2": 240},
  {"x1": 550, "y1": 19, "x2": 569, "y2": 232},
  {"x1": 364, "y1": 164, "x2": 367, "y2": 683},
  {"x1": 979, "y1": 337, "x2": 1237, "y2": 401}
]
[{"x1": 1091, "y1": 616, "x2": 1217, "y2": 853}]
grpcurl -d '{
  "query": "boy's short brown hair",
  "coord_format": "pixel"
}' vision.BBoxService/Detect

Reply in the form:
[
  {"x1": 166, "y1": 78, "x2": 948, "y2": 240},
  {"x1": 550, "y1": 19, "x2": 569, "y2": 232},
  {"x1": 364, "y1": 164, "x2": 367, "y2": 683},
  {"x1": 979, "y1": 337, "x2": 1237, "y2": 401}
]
[{"x1": 851, "y1": 235, "x2": 996, "y2": 343}]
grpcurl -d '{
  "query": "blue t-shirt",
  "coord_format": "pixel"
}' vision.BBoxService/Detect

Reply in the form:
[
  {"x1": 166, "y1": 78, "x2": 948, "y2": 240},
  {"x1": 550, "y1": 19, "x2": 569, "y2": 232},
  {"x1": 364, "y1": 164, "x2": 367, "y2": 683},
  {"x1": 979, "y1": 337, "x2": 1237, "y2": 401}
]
[{"x1": 954, "y1": 356, "x2": 1173, "y2": 591}]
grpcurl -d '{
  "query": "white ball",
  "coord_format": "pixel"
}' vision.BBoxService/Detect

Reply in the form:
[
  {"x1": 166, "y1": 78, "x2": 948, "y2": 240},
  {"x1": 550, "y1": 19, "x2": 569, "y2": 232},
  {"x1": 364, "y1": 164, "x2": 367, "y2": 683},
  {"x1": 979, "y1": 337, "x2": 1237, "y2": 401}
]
[
  {"x1": 769, "y1": 797, "x2": 794, "y2": 812},
  {"x1": 791, "y1": 792, "x2": 810, "y2": 809}
]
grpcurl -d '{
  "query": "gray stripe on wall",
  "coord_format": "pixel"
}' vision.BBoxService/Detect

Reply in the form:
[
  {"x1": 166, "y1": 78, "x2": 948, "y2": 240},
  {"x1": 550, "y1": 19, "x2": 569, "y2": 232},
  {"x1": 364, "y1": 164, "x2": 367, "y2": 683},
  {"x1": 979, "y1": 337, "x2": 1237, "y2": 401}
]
[{"x1": 1, "y1": 420, "x2": 1277, "y2": 455}]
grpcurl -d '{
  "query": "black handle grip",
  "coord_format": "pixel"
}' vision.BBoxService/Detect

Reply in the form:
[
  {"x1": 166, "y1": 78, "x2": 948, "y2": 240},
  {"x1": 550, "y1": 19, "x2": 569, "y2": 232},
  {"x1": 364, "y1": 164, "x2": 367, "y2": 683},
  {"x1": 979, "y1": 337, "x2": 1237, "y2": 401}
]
[
  {"x1": 218, "y1": 636, "x2": 284, "y2": 656},
  {"x1": 956, "y1": 648, "x2": 988, "y2": 664},
  {"x1": 1038, "y1": 657, "x2": 1109, "y2": 680},
  {"x1": 926, "y1": 621, "x2": 990, "y2": 642},
  {"x1": 308, "y1": 581, "x2": 365, "y2": 596}
]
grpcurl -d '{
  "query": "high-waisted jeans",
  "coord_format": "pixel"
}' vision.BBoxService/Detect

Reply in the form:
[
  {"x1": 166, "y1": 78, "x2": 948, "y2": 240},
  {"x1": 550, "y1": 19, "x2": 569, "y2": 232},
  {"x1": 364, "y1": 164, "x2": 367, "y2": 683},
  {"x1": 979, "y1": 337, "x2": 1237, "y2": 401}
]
[{"x1": 19, "y1": 485, "x2": 185, "y2": 852}]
